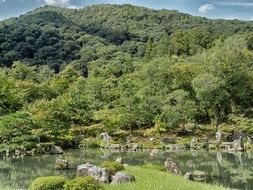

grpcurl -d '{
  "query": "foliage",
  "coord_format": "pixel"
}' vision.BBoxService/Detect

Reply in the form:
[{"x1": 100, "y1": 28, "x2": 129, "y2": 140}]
[
  {"x1": 30, "y1": 176, "x2": 66, "y2": 190},
  {"x1": 64, "y1": 177, "x2": 103, "y2": 190},
  {"x1": 100, "y1": 161, "x2": 125, "y2": 174},
  {"x1": 1, "y1": 5, "x2": 253, "y2": 150}
]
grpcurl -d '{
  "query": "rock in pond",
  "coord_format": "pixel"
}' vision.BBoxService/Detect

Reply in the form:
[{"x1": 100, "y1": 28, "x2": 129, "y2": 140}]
[
  {"x1": 164, "y1": 158, "x2": 181, "y2": 175},
  {"x1": 77, "y1": 163, "x2": 110, "y2": 183},
  {"x1": 216, "y1": 130, "x2": 222, "y2": 143},
  {"x1": 111, "y1": 172, "x2": 135, "y2": 184},
  {"x1": 48, "y1": 145, "x2": 63, "y2": 154},
  {"x1": 55, "y1": 159, "x2": 69, "y2": 170}
]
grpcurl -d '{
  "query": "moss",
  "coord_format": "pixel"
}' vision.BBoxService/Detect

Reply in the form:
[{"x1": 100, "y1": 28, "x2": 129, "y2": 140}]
[
  {"x1": 64, "y1": 176, "x2": 103, "y2": 190},
  {"x1": 105, "y1": 166, "x2": 229, "y2": 190},
  {"x1": 100, "y1": 161, "x2": 125, "y2": 175},
  {"x1": 30, "y1": 176, "x2": 66, "y2": 190}
]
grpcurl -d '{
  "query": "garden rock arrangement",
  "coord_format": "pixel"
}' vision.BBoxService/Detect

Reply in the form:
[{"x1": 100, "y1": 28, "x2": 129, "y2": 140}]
[
  {"x1": 77, "y1": 162, "x2": 135, "y2": 184},
  {"x1": 36, "y1": 143, "x2": 63, "y2": 154},
  {"x1": 55, "y1": 159, "x2": 69, "y2": 170},
  {"x1": 77, "y1": 163, "x2": 110, "y2": 183}
]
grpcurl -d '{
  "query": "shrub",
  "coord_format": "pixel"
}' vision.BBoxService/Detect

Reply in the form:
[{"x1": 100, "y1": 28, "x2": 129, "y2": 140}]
[
  {"x1": 30, "y1": 176, "x2": 66, "y2": 190},
  {"x1": 80, "y1": 138, "x2": 102, "y2": 148},
  {"x1": 100, "y1": 161, "x2": 124, "y2": 174},
  {"x1": 64, "y1": 176, "x2": 103, "y2": 190}
]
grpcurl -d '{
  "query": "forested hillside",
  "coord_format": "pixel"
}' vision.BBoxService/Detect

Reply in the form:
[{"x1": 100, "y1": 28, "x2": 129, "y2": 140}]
[
  {"x1": 1, "y1": 4, "x2": 253, "y2": 151},
  {"x1": 1, "y1": 4, "x2": 253, "y2": 72}
]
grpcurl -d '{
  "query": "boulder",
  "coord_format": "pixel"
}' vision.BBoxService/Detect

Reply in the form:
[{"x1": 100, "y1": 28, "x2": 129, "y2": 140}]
[
  {"x1": 111, "y1": 172, "x2": 135, "y2": 184},
  {"x1": 77, "y1": 163, "x2": 110, "y2": 183},
  {"x1": 184, "y1": 171, "x2": 208, "y2": 182},
  {"x1": 216, "y1": 131, "x2": 222, "y2": 143},
  {"x1": 48, "y1": 145, "x2": 63, "y2": 154},
  {"x1": 164, "y1": 158, "x2": 181, "y2": 175},
  {"x1": 184, "y1": 172, "x2": 194, "y2": 181},
  {"x1": 101, "y1": 132, "x2": 110, "y2": 144},
  {"x1": 55, "y1": 159, "x2": 69, "y2": 170},
  {"x1": 192, "y1": 170, "x2": 208, "y2": 182},
  {"x1": 160, "y1": 137, "x2": 176, "y2": 145}
]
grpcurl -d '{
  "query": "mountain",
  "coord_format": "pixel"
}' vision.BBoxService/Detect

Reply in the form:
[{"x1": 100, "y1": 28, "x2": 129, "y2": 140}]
[{"x1": 0, "y1": 4, "x2": 253, "y2": 72}]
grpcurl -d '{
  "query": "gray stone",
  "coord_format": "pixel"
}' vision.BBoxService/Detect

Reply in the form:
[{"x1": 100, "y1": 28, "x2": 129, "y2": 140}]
[
  {"x1": 164, "y1": 158, "x2": 181, "y2": 175},
  {"x1": 116, "y1": 157, "x2": 123, "y2": 164},
  {"x1": 55, "y1": 159, "x2": 69, "y2": 170},
  {"x1": 160, "y1": 137, "x2": 176, "y2": 145},
  {"x1": 233, "y1": 136, "x2": 244, "y2": 151},
  {"x1": 216, "y1": 131, "x2": 222, "y2": 143},
  {"x1": 132, "y1": 144, "x2": 140, "y2": 151},
  {"x1": 77, "y1": 163, "x2": 110, "y2": 183},
  {"x1": 101, "y1": 132, "x2": 110, "y2": 144},
  {"x1": 184, "y1": 171, "x2": 208, "y2": 182},
  {"x1": 111, "y1": 172, "x2": 135, "y2": 184},
  {"x1": 192, "y1": 170, "x2": 208, "y2": 182},
  {"x1": 150, "y1": 149, "x2": 160, "y2": 156},
  {"x1": 184, "y1": 172, "x2": 194, "y2": 181},
  {"x1": 48, "y1": 145, "x2": 63, "y2": 154}
]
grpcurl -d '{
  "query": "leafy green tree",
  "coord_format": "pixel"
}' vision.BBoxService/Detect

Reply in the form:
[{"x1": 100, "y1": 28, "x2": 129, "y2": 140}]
[
  {"x1": 159, "y1": 90, "x2": 196, "y2": 130},
  {"x1": 192, "y1": 73, "x2": 229, "y2": 131}
]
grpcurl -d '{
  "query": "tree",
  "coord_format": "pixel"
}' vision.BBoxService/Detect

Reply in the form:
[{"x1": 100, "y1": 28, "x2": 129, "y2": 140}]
[
  {"x1": 192, "y1": 73, "x2": 229, "y2": 131},
  {"x1": 159, "y1": 90, "x2": 196, "y2": 130}
]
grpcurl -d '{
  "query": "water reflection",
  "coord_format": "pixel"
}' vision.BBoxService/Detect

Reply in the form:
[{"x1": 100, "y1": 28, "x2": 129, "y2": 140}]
[{"x1": 1, "y1": 149, "x2": 253, "y2": 189}]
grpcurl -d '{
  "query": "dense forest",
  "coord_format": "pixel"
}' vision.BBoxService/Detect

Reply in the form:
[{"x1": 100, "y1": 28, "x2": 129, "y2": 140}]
[{"x1": 1, "y1": 4, "x2": 253, "y2": 151}]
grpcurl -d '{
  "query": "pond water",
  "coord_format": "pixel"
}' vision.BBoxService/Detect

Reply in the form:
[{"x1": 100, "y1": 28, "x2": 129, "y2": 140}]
[{"x1": 1, "y1": 149, "x2": 253, "y2": 190}]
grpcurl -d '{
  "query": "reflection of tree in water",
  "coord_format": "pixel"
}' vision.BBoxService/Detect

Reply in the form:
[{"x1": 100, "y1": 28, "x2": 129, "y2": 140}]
[{"x1": 1, "y1": 149, "x2": 253, "y2": 189}]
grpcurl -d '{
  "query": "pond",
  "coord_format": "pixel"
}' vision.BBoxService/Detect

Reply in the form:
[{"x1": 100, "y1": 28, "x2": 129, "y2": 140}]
[{"x1": 1, "y1": 149, "x2": 253, "y2": 190}]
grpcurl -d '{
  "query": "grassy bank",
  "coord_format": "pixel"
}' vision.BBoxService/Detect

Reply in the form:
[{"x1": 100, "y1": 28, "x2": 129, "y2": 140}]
[{"x1": 105, "y1": 165, "x2": 230, "y2": 190}]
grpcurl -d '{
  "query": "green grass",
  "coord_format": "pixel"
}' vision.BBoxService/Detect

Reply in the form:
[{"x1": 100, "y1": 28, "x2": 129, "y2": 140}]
[{"x1": 105, "y1": 165, "x2": 231, "y2": 190}]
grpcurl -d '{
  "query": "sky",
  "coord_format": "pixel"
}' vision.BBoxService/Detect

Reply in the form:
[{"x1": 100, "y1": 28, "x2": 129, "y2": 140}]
[{"x1": 1, "y1": 0, "x2": 253, "y2": 21}]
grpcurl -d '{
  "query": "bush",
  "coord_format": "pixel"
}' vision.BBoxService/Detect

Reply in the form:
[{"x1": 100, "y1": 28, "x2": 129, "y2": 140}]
[
  {"x1": 100, "y1": 161, "x2": 124, "y2": 175},
  {"x1": 80, "y1": 138, "x2": 102, "y2": 148},
  {"x1": 30, "y1": 176, "x2": 66, "y2": 190},
  {"x1": 64, "y1": 176, "x2": 103, "y2": 190}
]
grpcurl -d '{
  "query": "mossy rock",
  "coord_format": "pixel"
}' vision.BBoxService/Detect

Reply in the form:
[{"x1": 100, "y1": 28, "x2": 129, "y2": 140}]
[
  {"x1": 30, "y1": 176, "x2": 66, "y2": 190},
  {"x1": 100, "y1": 161, "x2": 125, "y2": 175},
  {"x1": 64, "y1": 176, "x2": 103, "y2": 190}
]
